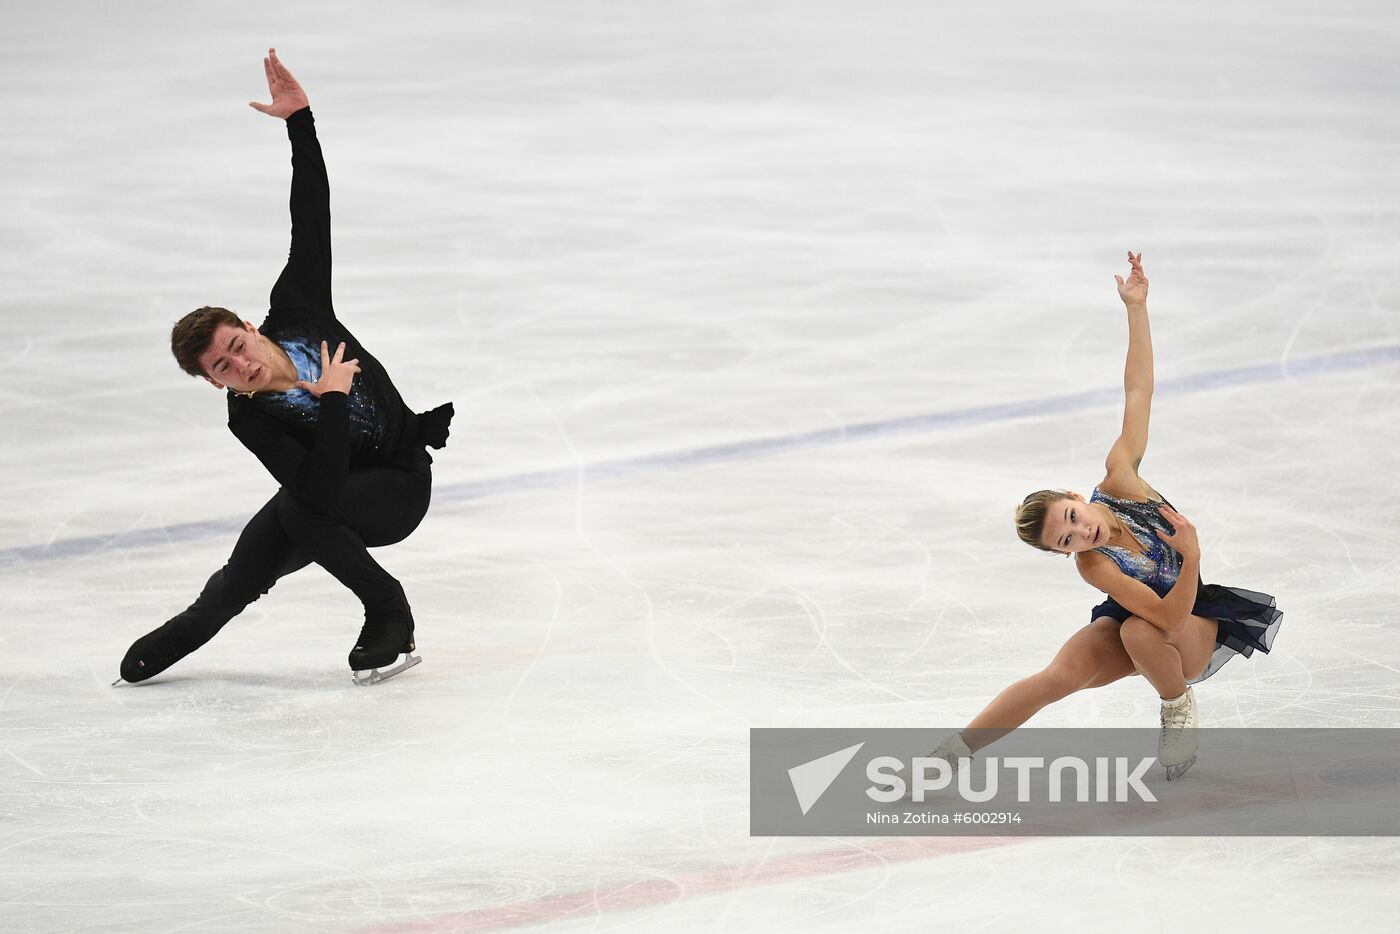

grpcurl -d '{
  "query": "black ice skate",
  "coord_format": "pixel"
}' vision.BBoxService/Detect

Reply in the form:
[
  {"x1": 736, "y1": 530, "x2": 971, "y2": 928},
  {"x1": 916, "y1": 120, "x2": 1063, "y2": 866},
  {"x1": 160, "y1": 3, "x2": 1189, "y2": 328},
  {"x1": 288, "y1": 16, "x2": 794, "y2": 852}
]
[
  {"x1": 114, "y1": 620, "x2": 214, "y2": 685},
  {"x1": 349, "y1": 615, "x2": 420, "y2": 686}
]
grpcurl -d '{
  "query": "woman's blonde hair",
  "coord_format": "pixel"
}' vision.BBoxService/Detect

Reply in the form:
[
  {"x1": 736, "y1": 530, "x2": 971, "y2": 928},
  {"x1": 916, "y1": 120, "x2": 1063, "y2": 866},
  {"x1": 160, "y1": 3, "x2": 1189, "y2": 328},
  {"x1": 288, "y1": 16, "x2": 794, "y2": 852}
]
[{"x1": 1015, "y1": 490, "x2": 1070, "y2": 553}]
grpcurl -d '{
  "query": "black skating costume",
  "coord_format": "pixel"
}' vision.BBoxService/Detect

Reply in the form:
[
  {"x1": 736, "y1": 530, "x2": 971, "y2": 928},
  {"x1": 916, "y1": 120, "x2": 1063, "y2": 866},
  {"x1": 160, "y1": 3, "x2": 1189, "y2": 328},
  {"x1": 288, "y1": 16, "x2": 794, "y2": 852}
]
[{"x1": 120, "y1": 107, "x2": 453, "y2": 683}]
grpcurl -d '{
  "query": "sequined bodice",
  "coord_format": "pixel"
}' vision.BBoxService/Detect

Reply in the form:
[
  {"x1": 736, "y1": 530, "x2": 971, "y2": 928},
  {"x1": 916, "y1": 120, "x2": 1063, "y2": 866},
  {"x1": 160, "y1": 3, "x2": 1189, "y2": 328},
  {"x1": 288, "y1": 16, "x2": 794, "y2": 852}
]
[{"x1": 1089, "y1": 487, "x2": 1182, "y2": 596}]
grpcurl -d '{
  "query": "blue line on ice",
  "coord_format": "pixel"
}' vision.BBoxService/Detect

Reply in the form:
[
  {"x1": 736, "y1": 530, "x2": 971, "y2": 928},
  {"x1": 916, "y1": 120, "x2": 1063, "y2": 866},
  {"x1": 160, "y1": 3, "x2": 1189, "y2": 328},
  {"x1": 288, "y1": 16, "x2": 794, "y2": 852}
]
[{"x1": 4, "y1": 343, "x2": 1396, "y2": 568}]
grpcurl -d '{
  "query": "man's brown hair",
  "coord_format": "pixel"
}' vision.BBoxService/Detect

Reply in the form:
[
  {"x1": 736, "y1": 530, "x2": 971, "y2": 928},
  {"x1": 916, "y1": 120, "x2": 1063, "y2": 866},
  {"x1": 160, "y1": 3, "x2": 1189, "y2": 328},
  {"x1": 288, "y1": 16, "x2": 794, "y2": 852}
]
[{"x1": 171, "y1": 306, "x2": 243, "y2": 377}]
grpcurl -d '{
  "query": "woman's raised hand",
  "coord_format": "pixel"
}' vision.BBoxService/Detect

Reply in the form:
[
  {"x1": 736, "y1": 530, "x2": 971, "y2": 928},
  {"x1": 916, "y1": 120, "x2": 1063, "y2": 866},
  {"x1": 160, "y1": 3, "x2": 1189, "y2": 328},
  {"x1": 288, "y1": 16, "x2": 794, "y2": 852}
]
[
  {"x1": 1114, "y1": 251, "x2": 1149, "y2": 308},
  {"x1": 297, "y1": 341, "x2": 360, "y2": 397},
  {"x1": 249, "y1": 48, "x2": 310, "y2": 119},
  {"x1": 1154, "y1": 504, "x2": 1199, "y2": 561}
]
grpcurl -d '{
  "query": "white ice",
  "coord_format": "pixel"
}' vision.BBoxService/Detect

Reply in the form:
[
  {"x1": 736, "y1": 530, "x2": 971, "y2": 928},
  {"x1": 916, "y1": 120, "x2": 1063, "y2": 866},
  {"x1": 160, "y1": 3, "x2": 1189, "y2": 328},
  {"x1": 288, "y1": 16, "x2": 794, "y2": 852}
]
[{"x1": 2, "y1": 1, "x2": 1398, "y2": 931}]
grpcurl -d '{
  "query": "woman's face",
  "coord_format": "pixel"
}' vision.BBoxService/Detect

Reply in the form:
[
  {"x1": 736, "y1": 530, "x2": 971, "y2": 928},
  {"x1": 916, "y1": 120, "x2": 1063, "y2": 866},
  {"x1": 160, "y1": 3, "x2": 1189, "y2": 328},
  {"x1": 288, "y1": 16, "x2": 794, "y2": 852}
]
[{"x1": 1039, "y1": 494, "x2": 1106, "y2": 555}]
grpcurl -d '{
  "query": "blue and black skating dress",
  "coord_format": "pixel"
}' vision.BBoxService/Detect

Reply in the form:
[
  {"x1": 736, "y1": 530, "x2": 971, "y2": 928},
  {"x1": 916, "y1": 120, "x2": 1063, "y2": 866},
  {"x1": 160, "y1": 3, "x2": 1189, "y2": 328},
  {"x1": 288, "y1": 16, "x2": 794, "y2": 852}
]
[{"x1": 1087, "y1": 487, "x2": 1283, "y2": 683}]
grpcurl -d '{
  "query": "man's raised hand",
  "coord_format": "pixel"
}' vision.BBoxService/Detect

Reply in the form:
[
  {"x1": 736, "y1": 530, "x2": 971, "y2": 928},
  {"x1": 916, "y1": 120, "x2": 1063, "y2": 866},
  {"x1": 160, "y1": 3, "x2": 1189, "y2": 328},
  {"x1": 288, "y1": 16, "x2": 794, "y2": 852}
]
[
  {"x1": 297, "y1": 341, "x2": 360, "y2": 397},
  {"x1": 249, "y1": 48, "x2": 310, "y2": 119}
]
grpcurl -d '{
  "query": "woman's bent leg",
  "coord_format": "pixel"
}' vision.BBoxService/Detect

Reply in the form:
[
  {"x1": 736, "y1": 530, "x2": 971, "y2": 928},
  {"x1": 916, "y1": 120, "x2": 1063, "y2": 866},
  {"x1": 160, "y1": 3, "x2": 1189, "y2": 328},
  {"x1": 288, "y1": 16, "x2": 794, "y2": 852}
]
[
  {"x1": 1118, "y1": 615, "x2": 1220, "y2": 698},
  {"x1": 1118, "y1": 615, "x2": 1217, "y2": 779}
]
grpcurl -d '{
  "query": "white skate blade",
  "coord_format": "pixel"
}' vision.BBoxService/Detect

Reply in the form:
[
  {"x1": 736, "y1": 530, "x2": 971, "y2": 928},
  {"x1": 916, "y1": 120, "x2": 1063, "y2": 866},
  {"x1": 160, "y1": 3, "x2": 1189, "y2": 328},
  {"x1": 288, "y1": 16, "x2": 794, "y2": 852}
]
[
  {"x1": 351, "y1": 652, "x2": 422, "y2": 687},
  {"x1": 1163, "y1": 755, "x2": 1197, "y2": 781}
]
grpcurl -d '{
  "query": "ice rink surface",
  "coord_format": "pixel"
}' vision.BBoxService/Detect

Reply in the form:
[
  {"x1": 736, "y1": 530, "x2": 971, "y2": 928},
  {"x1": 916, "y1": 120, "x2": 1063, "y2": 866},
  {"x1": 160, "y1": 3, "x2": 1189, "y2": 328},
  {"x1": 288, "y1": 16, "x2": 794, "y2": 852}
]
[{"x1": 2, "y1": 1, "x2": 1399, "y2": 930}]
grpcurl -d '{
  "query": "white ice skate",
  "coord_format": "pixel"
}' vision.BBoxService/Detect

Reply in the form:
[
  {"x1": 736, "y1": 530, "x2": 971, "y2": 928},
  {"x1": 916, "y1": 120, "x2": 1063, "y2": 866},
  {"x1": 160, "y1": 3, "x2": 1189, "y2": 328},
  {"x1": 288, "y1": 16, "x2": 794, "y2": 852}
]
[
  {"x1": 890, "y1": 733, "x2": 972, "y2": 799},
  {"x1": 1158, "y1": 687, "x2": 1199, "y2": 780},
  {"x1": 351, "y1": 651, "x2": 422, "y2": 686}
]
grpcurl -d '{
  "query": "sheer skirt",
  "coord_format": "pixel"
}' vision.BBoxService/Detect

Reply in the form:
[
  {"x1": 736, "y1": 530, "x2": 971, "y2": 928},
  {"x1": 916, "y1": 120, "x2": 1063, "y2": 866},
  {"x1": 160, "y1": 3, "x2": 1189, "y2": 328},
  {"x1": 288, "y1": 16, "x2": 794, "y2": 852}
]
[{"x1": 1090, "y1": 584, "x2": 1283, "y2": 683}]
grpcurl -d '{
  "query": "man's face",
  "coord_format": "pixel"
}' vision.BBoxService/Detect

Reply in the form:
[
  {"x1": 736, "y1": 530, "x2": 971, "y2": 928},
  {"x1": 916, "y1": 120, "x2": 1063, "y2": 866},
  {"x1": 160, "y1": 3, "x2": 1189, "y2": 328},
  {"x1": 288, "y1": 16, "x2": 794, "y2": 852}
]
[{"x1": 197, "y1": 321, "x2": 275, "y2": 393}]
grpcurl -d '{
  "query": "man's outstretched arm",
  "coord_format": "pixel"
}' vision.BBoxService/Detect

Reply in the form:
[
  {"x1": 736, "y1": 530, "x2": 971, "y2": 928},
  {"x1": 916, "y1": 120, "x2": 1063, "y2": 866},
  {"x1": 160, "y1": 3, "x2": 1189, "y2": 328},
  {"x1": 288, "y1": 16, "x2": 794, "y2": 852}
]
[{"x1": 252, "y1": 49, "x2": 333, "y2": 318}]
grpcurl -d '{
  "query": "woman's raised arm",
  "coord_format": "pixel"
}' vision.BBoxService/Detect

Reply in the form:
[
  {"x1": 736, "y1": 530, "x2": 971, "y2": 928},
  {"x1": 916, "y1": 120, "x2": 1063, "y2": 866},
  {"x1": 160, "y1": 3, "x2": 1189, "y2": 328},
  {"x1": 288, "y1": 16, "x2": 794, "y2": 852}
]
[{"x1": 1104, "y1": 251, "x2": 1153, "y2": 482}]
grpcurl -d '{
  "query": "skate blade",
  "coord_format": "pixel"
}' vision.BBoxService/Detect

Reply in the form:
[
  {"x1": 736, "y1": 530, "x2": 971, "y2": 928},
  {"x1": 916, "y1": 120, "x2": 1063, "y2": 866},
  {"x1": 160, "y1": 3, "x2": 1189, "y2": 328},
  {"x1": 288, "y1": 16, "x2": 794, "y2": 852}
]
[
  {"x1": 1163, "y1": 755, "x2": 1197, "y2": 781},
  {"x1": 351, "y1": 652, "x2": 422, "y2": 687}
]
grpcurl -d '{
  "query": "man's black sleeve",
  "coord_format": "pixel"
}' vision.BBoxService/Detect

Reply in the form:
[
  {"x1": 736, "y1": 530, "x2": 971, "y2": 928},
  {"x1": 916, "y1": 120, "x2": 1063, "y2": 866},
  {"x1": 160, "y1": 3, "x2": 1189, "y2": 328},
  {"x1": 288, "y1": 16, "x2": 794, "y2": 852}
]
[
  {"x1": 230, "y1": 392, "x2": 350, "y2": 513},
  {"x1": 268, "y1": 107, "x2": 334, "y2": 321}
]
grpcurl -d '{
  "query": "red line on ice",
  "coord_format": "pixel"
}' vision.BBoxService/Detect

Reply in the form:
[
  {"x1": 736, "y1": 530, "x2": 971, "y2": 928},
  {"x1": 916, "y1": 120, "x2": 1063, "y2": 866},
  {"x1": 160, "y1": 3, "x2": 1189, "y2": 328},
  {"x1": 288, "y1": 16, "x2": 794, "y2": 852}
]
[{"x1": 354, "y1": 837, "x2": 1020, "y2": 933}]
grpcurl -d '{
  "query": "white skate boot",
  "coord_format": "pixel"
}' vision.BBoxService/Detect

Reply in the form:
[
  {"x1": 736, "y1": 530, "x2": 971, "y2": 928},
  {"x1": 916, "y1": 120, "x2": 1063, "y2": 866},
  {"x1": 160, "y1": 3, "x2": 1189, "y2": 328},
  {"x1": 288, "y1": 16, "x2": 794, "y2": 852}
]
[
  {"x1": 1158, "y1": 687, "x2": 1199, "y2": 780},
  {"x1": 889, "y1": 733, "x2": 972, "y2": 799}
]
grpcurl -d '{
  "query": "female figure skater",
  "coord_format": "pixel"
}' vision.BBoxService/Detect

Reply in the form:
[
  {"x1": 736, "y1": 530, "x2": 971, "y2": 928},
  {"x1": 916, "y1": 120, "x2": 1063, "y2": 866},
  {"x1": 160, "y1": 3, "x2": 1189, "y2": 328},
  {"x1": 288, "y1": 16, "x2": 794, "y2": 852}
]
[
  {"x1": 116, "y1": 50, "x2": 453, "y2": 686},
  {"x1": 926, "y1": 253, "x2": 1281, "y2": 780}
]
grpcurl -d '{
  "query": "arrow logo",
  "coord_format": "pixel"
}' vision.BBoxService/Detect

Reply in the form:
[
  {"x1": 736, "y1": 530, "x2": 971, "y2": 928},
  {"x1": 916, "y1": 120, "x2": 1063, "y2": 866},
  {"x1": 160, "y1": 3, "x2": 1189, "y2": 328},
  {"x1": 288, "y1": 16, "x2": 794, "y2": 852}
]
[{"x1": 787, "y1": 742, "x2": 866, "y2": 815}]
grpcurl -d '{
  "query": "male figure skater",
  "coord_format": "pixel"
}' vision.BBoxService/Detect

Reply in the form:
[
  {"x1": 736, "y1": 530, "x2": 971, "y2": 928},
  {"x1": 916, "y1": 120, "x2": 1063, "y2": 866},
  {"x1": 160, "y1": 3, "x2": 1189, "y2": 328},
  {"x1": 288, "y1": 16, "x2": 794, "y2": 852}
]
[{"x1": 118, "y1": 49, "x2": 453, "y2": 686}]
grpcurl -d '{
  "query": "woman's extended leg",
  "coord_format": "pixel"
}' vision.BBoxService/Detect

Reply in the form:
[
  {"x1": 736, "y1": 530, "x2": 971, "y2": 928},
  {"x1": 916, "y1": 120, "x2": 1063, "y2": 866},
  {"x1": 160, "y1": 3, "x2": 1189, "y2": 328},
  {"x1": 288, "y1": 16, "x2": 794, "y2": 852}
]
[{"x1": 960, "y1": 617, "x2": 1138, "y2": 753}]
